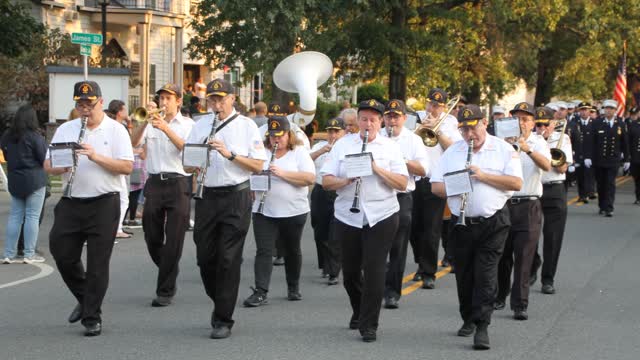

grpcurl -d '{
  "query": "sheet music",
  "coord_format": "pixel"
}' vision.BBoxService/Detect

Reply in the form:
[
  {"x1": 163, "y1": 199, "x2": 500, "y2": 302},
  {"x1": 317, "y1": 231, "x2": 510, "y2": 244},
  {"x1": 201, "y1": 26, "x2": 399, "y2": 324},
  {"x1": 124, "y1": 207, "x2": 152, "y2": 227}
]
[
  {"x1": 444, "y1": 169, "x2": 473, "y2": 196},
  {"x1": 49, "y1": 147, "x2": 75, "y2": 168},
  {"x1": 250, "y1": 173, "x2": 271, "y2": 191},
  {"x1": 345, "y1": 152, "x2": 373, "y2": 178},
  {"x1": 193, "y1": 112, "x2": 215, "y2": 124},
  {"x1": 182, "y1": 144, "x2": 209, "y2": 168},
  {"x1": 494, "y1": 117, "x2": 521, "y2": 139}
]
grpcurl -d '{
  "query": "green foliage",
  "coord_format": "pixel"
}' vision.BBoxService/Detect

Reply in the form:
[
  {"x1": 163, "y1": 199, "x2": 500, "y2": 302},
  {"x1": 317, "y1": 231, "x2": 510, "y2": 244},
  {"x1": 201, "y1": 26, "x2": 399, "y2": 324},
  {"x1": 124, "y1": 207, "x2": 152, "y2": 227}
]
[
  {"x1": 315, "y1": 98, "x2": 341, "y2": 130},
  {"x1": 357, "y1": 83, "x2": 387, "y2": 103},
  {"x1": 0, "y1": 0, "x2": 45, "y2": 57}
]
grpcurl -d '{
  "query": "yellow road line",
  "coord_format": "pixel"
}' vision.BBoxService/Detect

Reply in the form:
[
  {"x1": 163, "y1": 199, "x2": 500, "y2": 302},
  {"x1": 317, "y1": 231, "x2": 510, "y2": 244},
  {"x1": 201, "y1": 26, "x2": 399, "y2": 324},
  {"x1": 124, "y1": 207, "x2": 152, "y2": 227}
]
[{"x1": 402, "y1": 267, "x2": 452, "y2": 296}]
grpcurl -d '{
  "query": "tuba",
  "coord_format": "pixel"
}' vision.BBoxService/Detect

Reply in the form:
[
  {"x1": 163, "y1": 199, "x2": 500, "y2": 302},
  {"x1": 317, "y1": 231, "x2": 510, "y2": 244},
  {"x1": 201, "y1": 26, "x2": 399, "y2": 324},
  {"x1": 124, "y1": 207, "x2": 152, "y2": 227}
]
[
  {"x1": 415, "y1": 95, "x2": 461, "y2": 147},
  {"x1": 550, "y1": 119, "x2": 568, "y2": 167},
  {"x1": 273, "y1": 51, "x2": 333, "y2": 127}
]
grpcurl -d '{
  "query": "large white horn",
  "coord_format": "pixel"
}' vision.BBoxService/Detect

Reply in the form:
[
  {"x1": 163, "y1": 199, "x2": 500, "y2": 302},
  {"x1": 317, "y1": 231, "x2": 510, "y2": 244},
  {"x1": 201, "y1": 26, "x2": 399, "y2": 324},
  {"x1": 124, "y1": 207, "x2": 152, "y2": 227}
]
[{"x1": 273, "y1": 51, "x2": 333, "y2": 126}]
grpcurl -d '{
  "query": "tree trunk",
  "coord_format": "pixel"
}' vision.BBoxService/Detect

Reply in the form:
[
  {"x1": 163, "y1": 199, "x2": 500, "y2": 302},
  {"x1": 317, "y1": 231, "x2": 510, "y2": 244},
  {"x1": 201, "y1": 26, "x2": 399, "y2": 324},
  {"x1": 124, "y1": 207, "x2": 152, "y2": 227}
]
[
  {"x1": 534, "y1": 48, "x2": 554, "y2": 106},
  {"x1": 388, "y1": 1, "x2": 407, "y2": 101}
]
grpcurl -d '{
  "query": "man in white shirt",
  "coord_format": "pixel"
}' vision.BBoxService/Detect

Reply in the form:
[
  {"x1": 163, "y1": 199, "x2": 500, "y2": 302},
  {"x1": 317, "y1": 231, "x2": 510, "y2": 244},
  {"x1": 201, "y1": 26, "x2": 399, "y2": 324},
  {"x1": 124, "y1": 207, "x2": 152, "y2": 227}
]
[
  {"x1": 131, "y1": 83, "x2": 195, "y2": 307},
  {"x1": 496, "y1": 102, "x2": 551, "y2": 321},
  {"x1": 431, "y1": 104, "x2": 523, "y2": 350},
  {"x1": 380, "y1": 99, "x2": 428, "y2": 309},
  {"x1": 321, "y1": 99, "x2": 408, "y2": 343},
  {"x1": 185, "y1": 78, "x2": 267, "y2": 339},
  {"x1": 530, "y1": 106, "x2": 573, "y2": 295},
  {"x1": 45, "y1": 81, "x2": 134, "y2": 337}
]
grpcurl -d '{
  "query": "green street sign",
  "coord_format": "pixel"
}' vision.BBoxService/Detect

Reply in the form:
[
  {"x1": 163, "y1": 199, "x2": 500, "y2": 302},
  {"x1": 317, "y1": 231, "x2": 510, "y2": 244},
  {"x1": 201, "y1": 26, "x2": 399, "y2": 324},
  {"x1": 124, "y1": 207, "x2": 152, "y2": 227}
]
[
  {"x1": 80, "y1": 44, "x2": 92, "y2": 56},
  {"x1": 71, "y1": 32, "x2": 103, "y2": 46}
]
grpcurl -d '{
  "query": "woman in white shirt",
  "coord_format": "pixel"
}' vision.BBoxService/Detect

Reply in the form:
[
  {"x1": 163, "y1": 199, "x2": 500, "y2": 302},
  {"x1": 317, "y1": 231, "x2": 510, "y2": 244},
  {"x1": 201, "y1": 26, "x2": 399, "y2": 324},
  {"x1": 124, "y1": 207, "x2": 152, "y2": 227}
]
[{"x1": 243, "y1": 117, "x2": 315, "y2": 307}]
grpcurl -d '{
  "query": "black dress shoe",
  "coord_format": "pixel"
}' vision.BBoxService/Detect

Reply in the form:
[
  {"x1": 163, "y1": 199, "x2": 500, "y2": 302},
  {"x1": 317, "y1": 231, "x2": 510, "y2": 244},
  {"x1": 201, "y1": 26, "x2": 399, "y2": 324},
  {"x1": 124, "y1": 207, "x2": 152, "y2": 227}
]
[
  {"x1": 421, "y1": 277, "x2": 435, "y2": 289},
  {"x1": 541, "y1": 284, "x2": 556, "y2": 294},
  {"x1": 287, "y1": 288, "x2": 302, "y2": 301},
  {"x1": 412, "y1": 272, "x2": 423, "y2": 281},
  {"x1": 441, "y1": 258, "x2": 451, "y2": 268},
  {"x1": 83, "y1": 322, "x2": 102, "y2": 337},
  {"x1": 494, "y1": 299, "x2": 506, "y2": 310},
  {"x1": 529, "y1": 272, "x2": 537, "y2": 286},
  {"x1": 210, "y1": 325, "x2": 231, "y2": 339},
  {"x1": 348, "y1": 314, "x2": 359, "y2": 330},
  {"x1": 361, "y1": 329, "x2": 377, "y2": 342},
  {"x1": 588, "y1": 193, "x2": 597, "y2": 200},
  {"x1": 151, "y1": 296, "x2": 172, "y2": 307},
  {"x1": 634, "y1": 200, "x2": 640, "y2": 205},
  {"x1": 384, "y1": 297, "x2": 399, "y2": 309},
  {"x1": 68, "y1": 303, "x2": 83, "y2": 323},
  {"x1": 327, "y1": 276, "x2": 339, "y2": 285},
  {"x1": 473, "y1": 324, "x2": 490, "y2": 350},
  {"x1": 599, "y1": 209, "x2": 605, "y2": 216},
  {"x1": 457, "y1": 321, "x2": 476, "y2": 337},
  {"x1": 273, "y1": 257, "x2": 285, "y2": 266},
  {"x1": 513, "y1": 309, "x2": 528, "y2": 320},
  {"x1": 605, "y1": 211, "x2": 613, "y2": 217}
]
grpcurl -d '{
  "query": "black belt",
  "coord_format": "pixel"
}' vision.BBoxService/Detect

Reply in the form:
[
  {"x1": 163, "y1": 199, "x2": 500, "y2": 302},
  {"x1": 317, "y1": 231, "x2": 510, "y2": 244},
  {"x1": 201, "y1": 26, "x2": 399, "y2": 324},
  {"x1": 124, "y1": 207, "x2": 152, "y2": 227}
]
[
  {"x1": 397, "y1": 192, "x2": 412, "y2": 198},
  {"x1": 451, "y1": 208, "x2": 502, "y2": 225},
  {"x1": 149, "y1": 172, "x2": 187, "y2": 181},
  {"x1": 543, "y1": 181, "x2": 564, "y2": 185},
  {"x1": 205, "y1": 180, "x2": 250, "y2": 193},
  {"x1": 66, "y1": 192, "x2": 119, "y2": 203},
  {"x1": 509, "y1": 196, "x2": 539, "y2": 205}
]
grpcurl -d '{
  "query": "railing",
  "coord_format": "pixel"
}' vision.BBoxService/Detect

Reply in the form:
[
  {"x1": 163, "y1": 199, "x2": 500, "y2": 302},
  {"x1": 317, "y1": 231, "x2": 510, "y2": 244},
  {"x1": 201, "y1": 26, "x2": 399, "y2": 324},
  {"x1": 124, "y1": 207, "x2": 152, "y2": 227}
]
[{"x1": 85, "y1": 0, "x2": 185, "y2": 15}]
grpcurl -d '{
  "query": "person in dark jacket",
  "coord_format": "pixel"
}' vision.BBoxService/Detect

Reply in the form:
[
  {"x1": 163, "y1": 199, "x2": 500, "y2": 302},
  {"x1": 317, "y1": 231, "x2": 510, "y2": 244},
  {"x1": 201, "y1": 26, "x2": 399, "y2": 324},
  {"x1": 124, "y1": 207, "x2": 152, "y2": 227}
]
[{"x1": 1, "y1": 104, "x2": 47, "y2": 264}]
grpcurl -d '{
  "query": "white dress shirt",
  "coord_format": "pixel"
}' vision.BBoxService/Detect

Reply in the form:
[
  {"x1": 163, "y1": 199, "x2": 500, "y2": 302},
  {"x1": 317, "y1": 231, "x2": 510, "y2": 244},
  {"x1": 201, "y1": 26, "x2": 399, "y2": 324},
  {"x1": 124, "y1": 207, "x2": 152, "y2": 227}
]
[
  {"x1": 423, "y1": 113, "x2": 463, "y2": 178},
  {"x1": 320, "y1": 133, "x2": 409, "y2": 228},
  {"x1": 252, "y1": 146, "x2": 315, "y2": 217},
  {"x1": 186, "y1": 109, "x2": 268, "y2": 187},
  {"x1": 542, "y1": 133, "x2": 574, "y2": 183},
  {"x1": 514, "y1": 133, "x2": 551, "y2": 197},
  {"x1": 431, "y1": 135, "x2": 523, "y2": 218},
  {"x1": 143, "y1": 112, "x2": 194, "y2": 175},
  {"x1": 379, "y1": 127, "x2": 429, "y2": 192},
  {"x1": 49, "y1": 116, "x2": 134, "y2": 198}
]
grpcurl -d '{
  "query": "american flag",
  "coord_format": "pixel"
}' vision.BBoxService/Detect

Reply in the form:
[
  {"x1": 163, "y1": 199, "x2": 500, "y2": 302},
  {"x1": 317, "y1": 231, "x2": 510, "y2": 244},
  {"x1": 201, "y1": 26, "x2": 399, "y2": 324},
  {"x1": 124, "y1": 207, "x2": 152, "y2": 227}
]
[{"x1": 613, "y1": 42, "x2": 627, "y2": 117}]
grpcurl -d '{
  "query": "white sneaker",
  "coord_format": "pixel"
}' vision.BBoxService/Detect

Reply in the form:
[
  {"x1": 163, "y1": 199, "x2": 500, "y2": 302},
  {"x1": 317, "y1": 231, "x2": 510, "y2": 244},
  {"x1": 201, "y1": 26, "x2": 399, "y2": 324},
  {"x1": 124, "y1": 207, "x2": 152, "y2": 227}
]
[
  {"x1": 2, "y1": 257, "x2": 15, "y2": 264},
  {"x1": 23, "y1": 255, "x2": 45, "y2": 264}
]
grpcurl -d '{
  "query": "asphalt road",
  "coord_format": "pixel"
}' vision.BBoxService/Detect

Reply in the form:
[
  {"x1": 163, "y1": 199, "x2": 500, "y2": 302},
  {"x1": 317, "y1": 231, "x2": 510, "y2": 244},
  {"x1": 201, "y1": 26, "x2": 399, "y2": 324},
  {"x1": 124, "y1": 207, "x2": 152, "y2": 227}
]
[{"x1": 1, "y1": 178, "x2": 639, "y2": 360}]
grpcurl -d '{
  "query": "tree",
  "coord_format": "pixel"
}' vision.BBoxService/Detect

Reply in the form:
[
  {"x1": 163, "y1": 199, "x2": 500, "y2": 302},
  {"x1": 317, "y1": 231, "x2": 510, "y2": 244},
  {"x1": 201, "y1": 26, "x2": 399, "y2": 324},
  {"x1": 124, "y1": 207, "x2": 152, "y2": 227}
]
[{"x1": 0, "y1": 0, "x2": 45, "y2": 57}]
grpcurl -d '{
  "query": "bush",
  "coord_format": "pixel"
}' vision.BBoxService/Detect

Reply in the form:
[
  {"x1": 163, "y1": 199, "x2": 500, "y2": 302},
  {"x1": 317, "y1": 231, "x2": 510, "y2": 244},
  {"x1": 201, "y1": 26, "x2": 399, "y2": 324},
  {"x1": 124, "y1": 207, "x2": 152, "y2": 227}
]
[{"x1": 357, "y1": 83, "x2": 387, "y2": 103}]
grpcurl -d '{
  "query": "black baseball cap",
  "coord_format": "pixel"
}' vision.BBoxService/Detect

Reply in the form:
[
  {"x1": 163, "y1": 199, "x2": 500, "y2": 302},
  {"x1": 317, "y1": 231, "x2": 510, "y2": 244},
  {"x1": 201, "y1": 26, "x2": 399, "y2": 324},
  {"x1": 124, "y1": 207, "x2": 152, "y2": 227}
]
[
  {"x1": 73, "y1": 81, "x2": 101, "y2": 101},
  {"x1": 427, "y1": 88, "x2": 448, "y2": 105},
  {"x1": 156, "y1": 83, "x2": 182, "y2": 98},
  {"x1": 577, "y1": 101, "x2": 592, "y2": 110},
  {"x1": 384, "y1": 99, "x2": 406, "y2": 115},
  {"x1": 535, "y1": 106, "x2": 555, "y2": 123},
  {"x1": 267, "y1": 116, "x2": 290, "y2": 136},
  {"x1": 457, "y1": 104, "x2": 484, "y2": 127},
  {"x1": 358, "y1": 99, "x2": 385, "y2": 115},
  {"x1": 206, "y1": 78, "x2": 234, "y2": 97},
  {"x1": 325, "y1": 117, "x2": 345, "y2": 130},
  {"x1": 510, "y1": 102, "x2": 535, "y2": 116},
  {"x1": 267, "y1": 103, "x2": 288, "y2": 116}
]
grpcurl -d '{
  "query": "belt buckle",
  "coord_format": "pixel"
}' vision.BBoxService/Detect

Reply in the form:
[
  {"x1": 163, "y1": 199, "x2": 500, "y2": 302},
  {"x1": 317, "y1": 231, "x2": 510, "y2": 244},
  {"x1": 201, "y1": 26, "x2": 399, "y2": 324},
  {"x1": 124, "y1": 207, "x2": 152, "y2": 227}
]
[
  {"x1": 469, "y1": 217, "x2": 481, "y2": 225},
  {"x1": 510, "y1": 198, "x2": 519, "y2": 205},
  {"x1": 160, "y1": 173, "x2": 168, "y2": 181}
]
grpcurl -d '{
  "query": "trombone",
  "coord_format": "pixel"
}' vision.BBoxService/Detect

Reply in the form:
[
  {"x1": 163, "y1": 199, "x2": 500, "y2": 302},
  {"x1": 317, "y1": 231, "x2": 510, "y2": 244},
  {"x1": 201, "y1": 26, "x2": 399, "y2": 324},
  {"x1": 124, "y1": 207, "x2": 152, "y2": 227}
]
[
  {"x1": 132, "y1": 106, "x2": 166, "y2": 124},
  {"x1": 415, "y1": 95, "x2": 461, "y2": 147},
  {"x1": 550, "y1": 119, "x2": 568, "y2": 167}
]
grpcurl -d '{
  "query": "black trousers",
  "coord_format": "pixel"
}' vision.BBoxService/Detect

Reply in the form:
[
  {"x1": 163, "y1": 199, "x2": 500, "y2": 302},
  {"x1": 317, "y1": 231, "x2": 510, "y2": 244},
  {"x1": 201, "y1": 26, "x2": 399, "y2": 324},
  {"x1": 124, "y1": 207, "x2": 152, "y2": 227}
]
[
  {"x1": 142, "y1": 176, "x2": 191, "y2": 298},
  {"x1": 411, "y1": 178, "x2": 446, "y2": 278},
  {"x1": 452, "y1": 207, "x2": 510, "y2": 325},
  {"x1": 336, "y1": 213, "x2": 398, "y2": 332},
  {"x1": 49, "y1": 193, "x2": 119, "y2": 326},
  {"x1": 498, "y1": 200, "x2": 542, "y2": 310},
  {"x1": 194, "y1": 186, "x2": 251, "y2": 329},
  {"x1": 575, "y1": 164, "x2": 595, "y2": 198},
  {"x1": 384, "y1": 193, "x2": 413, "y2": 300},
  {"x1": 310, "y1": 185, "x2": 340, "y2": 276},
  {"x1": 630, "y1": 163, "x2": 640, "y2": 201},
  {"x1": 532, "y1": 183, "x2": 568, "y2": 286},
  {"x1": 252, "y1": 213, "x2": 307, "y2": 292},
  {"x1": 127, "y1": 189, "x2": 142, "y2": 221},
  {"x1": 594, "y1": 166, "x2": 618, "y2": 212}
]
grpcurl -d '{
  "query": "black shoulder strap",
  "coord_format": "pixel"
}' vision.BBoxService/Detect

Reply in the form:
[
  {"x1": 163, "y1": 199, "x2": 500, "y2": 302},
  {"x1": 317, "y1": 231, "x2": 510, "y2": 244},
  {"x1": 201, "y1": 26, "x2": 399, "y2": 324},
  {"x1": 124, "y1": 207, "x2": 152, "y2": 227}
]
[{"x1": 203, "y1": 113, "x2": 240, "y2": 144}]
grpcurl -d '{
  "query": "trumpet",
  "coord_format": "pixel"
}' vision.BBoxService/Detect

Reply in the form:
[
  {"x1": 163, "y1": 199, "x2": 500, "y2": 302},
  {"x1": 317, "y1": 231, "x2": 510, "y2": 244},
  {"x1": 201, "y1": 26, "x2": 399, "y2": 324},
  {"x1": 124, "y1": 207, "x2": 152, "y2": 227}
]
[
  {"x1": 350, "y1": 129, "x2": 369, "y2": 213},
  {"x1": 62, "y1": 116, "x2": 88, "y2": 199},
  {"x1": 550, "y1": 119, "x2": 568, "y2": 167},
  {"x1": 455, "y1": 139, "x2": 474, "y2": 227},
  {"x1": 415, "y1": 95, "x2": 461, "y2": 147},
  {"x1": 257, "y1": 142, "x2": 279, "y2": 214},
  {"x1": 132, "y1": 106, "x2": 166, "y2": 123}
]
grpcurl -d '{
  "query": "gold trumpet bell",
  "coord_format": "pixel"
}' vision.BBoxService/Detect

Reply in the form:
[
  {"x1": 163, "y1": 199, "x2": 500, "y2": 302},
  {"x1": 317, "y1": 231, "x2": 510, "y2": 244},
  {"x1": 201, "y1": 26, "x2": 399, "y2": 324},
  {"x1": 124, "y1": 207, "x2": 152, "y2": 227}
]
[
  {"x1": 416, "y1": 127, "x2": 438, "y2": 147},
  {"x1": 550, "y1": 148, "x2": 566, "y2": 167},
  {"x1": 132, "y1": 107, "x2": 166, "y2": 123}
]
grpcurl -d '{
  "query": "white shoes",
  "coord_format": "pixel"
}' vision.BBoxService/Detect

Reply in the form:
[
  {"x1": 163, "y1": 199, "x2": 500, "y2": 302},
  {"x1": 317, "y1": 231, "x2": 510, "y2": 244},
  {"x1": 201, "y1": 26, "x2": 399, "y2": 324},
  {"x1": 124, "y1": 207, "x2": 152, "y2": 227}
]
[
  {"x1": 2, "y1": 257, "x2": 15, "y2": 264},
  {"x1": 23, "y1": 255, "x2": 46, "y2": 264}
]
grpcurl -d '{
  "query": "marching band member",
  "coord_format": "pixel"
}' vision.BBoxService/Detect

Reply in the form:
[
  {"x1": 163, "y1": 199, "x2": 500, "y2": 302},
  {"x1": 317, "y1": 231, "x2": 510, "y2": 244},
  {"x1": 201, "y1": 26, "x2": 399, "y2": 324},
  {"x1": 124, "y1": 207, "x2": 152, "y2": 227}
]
[
  {"x1": 530, "y1": 106, "x2": 573, "y2": 295},
  {"x1": 309, "y1": 118, "x2": 346, "y2": 285},
  {"x1": 45, "y1": 81, "x2": 134, "y2": 336},
  {"x1": 243, "y1": 117, "x2": 315, "y2": 306},
  {"x1": 495, "y1": 103, "x2": 551, "y2": 320},
  {"x1": 130, "y1": 84, "x2": 194, "y2": 307},
  {"x1": 411, "y1": 88, "x2": 463, "y2": 288},
  {"x1": 321, "y1": 99, "x2": 408, "y2": 343},
  {"x1": 380, "y1": 99, "x2": 428, "y2": 309},
  {"x1": 431, "y1": 104, "x2": 522, "y2": 350},
  {"x1": 185, "y1": 79, "x2": 267, "y2": 339}
]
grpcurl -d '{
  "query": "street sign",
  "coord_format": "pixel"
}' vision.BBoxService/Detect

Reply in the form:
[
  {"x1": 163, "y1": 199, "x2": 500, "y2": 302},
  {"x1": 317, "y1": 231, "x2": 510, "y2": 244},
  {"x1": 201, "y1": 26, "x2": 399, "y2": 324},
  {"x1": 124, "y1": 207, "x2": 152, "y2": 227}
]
[
  {"x1": 71, "y1": 32, "x2": 103, "y2": 46},
  {"x1": 80, "y1": 44, "x2": 92, "y2": 56}
]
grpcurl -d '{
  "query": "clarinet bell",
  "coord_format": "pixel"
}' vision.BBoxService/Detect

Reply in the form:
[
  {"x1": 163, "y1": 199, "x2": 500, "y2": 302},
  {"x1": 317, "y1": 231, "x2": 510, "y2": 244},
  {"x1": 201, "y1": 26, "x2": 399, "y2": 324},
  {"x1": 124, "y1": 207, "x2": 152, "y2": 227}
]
[
  {"x1": 62, "y1": 183, "x2": 72, "y2": 199},
  {"x1": 194, "y1": 183, "x2": 205, "y2": 200}
]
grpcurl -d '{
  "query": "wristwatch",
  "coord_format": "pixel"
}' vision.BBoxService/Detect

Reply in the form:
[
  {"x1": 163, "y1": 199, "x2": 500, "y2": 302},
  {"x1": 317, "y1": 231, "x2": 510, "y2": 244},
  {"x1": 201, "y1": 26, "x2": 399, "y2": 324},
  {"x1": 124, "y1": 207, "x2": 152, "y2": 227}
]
[{"x1": 228, "y1": 151, "x2": 237, "y2": 161}]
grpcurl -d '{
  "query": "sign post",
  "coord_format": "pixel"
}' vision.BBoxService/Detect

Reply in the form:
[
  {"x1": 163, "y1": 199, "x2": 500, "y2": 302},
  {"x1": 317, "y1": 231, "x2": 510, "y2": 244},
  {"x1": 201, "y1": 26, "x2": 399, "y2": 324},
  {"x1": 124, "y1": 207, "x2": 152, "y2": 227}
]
[{"x1": 71, "y1": 32, "x2": 104, "y2": 80}]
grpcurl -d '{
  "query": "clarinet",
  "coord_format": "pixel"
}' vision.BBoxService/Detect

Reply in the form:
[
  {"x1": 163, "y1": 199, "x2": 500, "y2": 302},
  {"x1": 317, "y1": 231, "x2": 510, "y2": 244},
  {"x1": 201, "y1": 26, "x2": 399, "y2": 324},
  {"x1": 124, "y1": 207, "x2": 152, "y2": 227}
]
[
  {"x1": 62, "y1": 116, "x2": 88, "y2": 199},
  {"x1": 194, "y1": 112, "x2": 219, "y2": 200},
  {"x1": 455, "y1": 139, "x2": 474, "y2": 227},
  {"x1": 256, "y1": 142, "x2": 279, "y2": 214},
  {"x1": 349, "y1": 129, "x2": 369, "y2": 213}
]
